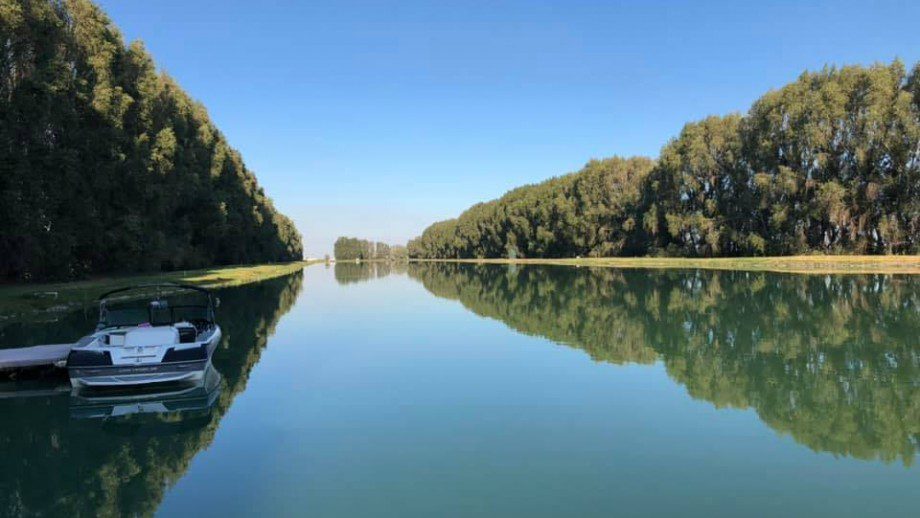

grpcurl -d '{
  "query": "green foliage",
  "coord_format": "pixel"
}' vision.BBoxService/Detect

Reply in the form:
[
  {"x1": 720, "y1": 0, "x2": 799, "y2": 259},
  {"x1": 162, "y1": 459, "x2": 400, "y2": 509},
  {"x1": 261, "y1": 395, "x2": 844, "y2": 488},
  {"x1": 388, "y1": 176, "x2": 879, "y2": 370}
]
[
  {"x1": 409, "y1": 157, "x2": 656, "y2": 258},
  {"x1": 0, "y1": 0, "x2": 302, "y2": 281},
  {"x1": 411, "y1": 61, "x2": 920, "y2": 258},
  {"x1": 333, "y1": 237, "x2": 373, "y2": 260},
  {"x1": 334, "y1": 236, "x2": 406, "y2": 262}
]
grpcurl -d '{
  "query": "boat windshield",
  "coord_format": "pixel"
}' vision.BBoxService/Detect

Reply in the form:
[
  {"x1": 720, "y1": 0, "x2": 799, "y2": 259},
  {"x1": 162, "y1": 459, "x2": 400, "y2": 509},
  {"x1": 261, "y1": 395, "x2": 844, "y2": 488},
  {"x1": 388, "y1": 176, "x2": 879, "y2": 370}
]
[
  {"x1": 99, "y1": 288, "x2": 213, "y2": 329},
  {"x1": 103, "y1": 303, "x2": 150, "y2": 327}
]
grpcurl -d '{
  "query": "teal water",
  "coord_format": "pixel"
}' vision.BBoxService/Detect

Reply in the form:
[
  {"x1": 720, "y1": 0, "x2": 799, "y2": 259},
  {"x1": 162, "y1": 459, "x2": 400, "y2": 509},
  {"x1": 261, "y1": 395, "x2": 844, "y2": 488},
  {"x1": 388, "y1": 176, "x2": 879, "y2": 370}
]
[{"x1": 1, "y1": 264, "x2": 918, "y2": 516}]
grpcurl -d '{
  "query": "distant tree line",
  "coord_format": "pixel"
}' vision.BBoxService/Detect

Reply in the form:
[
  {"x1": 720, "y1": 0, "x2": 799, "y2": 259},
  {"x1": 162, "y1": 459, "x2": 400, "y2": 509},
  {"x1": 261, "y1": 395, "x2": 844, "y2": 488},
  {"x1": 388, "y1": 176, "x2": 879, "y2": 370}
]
[
  {"x1": 409, "y1": 62, "x2": 920, "y2": 258},
  {"x1": 0, "y1": 0, "x2": 302, "y2": 281},
  {"x1": 333, "y1": 237, "x2": 408, "y2": 261}
]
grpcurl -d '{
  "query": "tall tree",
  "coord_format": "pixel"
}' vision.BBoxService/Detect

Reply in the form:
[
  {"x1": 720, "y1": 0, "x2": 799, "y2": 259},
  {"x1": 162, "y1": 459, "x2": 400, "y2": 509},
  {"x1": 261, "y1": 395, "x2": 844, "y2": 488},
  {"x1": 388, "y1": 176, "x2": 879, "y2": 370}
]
[
  {"x1": 0, "y1": 0, "x2": 302, "y2": 281},
  {"x1": 410, "y1": 61, "x2": 920, "y2": 259}
]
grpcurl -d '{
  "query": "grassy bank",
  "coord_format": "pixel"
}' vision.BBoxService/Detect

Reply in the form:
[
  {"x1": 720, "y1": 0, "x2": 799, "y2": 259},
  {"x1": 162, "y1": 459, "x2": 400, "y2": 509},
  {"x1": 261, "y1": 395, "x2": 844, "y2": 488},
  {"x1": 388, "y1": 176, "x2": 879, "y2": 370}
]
[
  {"x1": 0, "y1": 261, "x2": 320, "y2": 317},
  {"x1": 412, "y1": 255, "x2": 920, "y2": 275}
]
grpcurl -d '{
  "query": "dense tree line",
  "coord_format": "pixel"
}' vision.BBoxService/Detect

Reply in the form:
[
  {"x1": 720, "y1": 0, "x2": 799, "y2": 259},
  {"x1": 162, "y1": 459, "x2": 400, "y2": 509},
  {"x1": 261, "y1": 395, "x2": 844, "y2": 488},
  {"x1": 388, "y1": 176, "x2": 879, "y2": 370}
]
[
  {"x1": 409, "y1": 263, "x2": 919, "y2": 464},
  {"x1": 410, "y1": 62, "x2": 920, "y2": 258},
  {"x1": 334, "y1": 236, "x2": 407, "y2": 261},
  {"x1": 0, "y1": 0, "x2": 302, "y2": 281},
  {"x1": 333, "y1": 237, "x2": 374, "y2": 260},
  {"x1": 411, "y1": 157, "x2": 654, "y2": 258}
]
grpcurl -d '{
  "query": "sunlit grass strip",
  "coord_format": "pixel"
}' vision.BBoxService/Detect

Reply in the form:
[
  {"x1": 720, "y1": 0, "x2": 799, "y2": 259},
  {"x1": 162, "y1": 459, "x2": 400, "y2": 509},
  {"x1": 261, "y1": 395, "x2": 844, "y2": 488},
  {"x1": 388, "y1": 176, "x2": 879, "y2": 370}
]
[
  {"x1": 413, "y1": 256, "x2": 920, "y2": 275},
  {"x1": 0, "y1": 261, "x2": 320, "y2": 316}
]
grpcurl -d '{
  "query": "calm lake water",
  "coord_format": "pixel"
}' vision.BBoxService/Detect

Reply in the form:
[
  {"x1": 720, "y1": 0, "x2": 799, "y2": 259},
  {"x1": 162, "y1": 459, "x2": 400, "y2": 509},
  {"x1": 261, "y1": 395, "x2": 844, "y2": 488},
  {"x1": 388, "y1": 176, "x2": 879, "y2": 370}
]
[{"x1": 1, "y1": 264, "x2": 918, "y2": 516}]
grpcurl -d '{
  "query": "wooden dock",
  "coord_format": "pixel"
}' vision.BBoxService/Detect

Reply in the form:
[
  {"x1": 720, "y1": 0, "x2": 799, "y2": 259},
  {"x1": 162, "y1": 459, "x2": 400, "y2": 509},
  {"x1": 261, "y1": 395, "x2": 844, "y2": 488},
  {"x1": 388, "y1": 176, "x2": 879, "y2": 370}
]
[
  {"x1": 0, "y1": 381, "x2": 70, "y2": 399},
  {"x1": 0, "y1": 344, "x2": 72, "y2": 371}
]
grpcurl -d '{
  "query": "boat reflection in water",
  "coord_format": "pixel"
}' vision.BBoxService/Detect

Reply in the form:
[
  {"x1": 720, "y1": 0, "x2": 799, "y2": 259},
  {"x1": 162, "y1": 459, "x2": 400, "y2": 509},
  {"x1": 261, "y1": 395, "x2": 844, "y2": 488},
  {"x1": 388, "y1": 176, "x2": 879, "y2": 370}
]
[
  {"x1": 0, "y1": 271, "x2": 305, "y2": 516},
  {"x1": 0, "y1": 364, "x2": 221, "y2": 422},
  {"x1": 69, "y1": 363, "x2": 221, "y2": 421}
]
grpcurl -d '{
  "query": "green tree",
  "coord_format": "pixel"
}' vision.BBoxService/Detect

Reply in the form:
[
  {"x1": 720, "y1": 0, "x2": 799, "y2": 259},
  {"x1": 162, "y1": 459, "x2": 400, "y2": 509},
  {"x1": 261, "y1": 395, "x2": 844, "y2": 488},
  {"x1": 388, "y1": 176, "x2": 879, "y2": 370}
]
[
  {"x1": 0, "y1": 0, "x2": 302, "y2": 281},
  {"x1": 409, "y1": 61, "x2": 920, "y2": 259}
]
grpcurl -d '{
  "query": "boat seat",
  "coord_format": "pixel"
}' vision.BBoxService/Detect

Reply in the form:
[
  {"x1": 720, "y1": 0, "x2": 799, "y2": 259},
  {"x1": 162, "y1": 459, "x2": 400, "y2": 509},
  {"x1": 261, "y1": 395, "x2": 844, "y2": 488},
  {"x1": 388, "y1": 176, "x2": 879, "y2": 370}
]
[
  {"x1": 176, "y1": 323, "x2": 198, "y2": 343},
  {"x1": 124, "y1": 326, "x2": 179, "y2": 347}
]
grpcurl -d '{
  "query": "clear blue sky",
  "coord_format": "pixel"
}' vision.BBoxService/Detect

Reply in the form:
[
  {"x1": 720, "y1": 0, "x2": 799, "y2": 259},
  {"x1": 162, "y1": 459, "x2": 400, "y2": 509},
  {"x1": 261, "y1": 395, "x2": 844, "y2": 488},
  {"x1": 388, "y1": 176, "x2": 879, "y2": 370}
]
[{"x1": 98, "y1": 0, "x2": 920, "y2": 257}]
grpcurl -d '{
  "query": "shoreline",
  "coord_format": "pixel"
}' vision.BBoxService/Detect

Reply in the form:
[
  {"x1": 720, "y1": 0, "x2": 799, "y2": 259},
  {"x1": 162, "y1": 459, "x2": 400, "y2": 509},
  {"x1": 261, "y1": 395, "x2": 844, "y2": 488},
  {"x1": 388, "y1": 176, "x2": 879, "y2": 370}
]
[
  {"x1": 410, "y1": 256, "x2": 920, "y2": 275},
  {"x1": 0, "y1": 261, "x2": 321, "y2": 317}
]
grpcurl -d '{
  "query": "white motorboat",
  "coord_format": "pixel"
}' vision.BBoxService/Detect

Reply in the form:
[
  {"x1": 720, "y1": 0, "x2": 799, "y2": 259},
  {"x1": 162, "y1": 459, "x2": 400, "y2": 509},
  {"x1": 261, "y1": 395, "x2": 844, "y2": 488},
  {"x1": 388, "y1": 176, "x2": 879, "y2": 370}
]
[{"x1": 66, "y1": 284, "x2": 222, "y2": 388}]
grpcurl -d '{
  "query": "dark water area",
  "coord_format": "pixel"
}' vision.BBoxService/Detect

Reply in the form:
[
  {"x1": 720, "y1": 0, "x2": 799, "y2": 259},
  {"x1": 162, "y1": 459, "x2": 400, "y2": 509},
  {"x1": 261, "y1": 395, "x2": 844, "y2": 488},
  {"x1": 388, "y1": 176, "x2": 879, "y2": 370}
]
[{"x1": 0, "y1": 264, "x2": 917, "y2": 516}]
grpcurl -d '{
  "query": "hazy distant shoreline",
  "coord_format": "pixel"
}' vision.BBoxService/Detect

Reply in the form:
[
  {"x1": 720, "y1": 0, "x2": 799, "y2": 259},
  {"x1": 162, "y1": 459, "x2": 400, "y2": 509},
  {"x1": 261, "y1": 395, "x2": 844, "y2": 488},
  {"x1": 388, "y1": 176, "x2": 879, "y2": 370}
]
[{"x1": 409, "y1": 255, "x2": 920, "y2": 275}]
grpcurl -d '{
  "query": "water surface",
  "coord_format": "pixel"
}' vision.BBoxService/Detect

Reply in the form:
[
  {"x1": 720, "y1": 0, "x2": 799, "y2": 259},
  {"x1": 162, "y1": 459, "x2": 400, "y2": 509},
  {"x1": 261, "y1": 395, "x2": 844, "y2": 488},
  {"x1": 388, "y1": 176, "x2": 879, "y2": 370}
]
[{"x1": 1, "y1": 264, "x2": 917, "y2": 516}]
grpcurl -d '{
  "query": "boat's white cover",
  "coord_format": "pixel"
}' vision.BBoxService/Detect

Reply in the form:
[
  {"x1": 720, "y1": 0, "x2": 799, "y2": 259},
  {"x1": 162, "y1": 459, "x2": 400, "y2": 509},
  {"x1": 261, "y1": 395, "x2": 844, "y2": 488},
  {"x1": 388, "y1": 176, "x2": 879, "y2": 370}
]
[{"x1": 124, "y1": 327, "x2": 179, "y2": 347}]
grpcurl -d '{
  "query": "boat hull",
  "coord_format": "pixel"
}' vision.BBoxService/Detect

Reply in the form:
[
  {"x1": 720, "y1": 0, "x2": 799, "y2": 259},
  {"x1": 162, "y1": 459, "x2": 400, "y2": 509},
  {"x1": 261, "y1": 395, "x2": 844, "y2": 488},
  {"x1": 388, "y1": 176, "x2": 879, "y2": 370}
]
[
  {"x1": 70, "y1": 364, "x2": 222, "y2": 418},
  {"x1": 69, "y1": 359, "x2": 209, "y2": 388}
]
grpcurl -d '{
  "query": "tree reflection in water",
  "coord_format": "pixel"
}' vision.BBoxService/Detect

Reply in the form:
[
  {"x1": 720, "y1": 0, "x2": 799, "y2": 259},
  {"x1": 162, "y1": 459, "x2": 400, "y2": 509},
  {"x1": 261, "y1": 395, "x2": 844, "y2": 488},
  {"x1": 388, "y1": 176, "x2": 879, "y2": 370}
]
[
  {"x1": 333, "y1": 261, "x2": 408, "y2": 285},
  {"x1": 408, "y1": 263, "x2": 920, "y2": 466},
  {"x1": 0, "y1": 272, "x2": 303, "y2": 516}
]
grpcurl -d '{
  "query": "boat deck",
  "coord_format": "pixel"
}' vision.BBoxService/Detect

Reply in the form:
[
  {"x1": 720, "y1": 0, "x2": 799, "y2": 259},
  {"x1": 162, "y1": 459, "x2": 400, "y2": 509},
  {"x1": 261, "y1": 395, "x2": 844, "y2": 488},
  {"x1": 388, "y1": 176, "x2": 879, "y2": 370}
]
[{"x1": 0, "y1": 344, "x2": 72, "y2": 371}]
